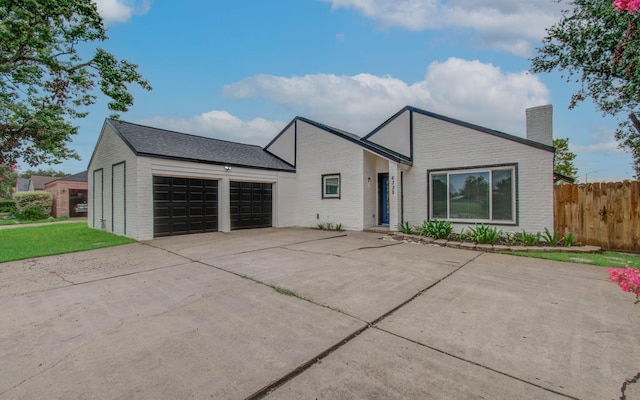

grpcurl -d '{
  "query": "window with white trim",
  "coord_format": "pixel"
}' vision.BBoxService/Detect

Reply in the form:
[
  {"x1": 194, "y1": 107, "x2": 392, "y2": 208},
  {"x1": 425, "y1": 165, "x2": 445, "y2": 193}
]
[
  {"x1": 322, "y1": 173, "x2": 341, "y2": 199},
  {"x1": 430, "y1": 165, "x2": 516, "y2": 223}
]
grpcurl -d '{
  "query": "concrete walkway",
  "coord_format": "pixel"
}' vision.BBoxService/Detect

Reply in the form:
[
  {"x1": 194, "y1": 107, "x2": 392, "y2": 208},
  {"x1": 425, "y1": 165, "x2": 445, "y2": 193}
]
[{"x1": 0, "y1": 228, "x2": 637, "y2": 399}]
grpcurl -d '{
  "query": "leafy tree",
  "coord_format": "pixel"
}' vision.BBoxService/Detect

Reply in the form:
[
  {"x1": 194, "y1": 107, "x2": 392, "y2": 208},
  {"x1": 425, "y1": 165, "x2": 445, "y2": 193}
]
[
  {"x1": 17, "y1": 167, "x2": 67, "y2": 178},
  {"x1": 553, "y1": 138, "x2": 579, "y2": 180},
  {"x1": 0, "y1": 0, "x2": 151, "y2": 167},
  {"x1": 530, "y1": 0, "x2": 640, "y2": 176},
  {"x1": 0, "y1": 163, "x2": 17, "y2": 198}
]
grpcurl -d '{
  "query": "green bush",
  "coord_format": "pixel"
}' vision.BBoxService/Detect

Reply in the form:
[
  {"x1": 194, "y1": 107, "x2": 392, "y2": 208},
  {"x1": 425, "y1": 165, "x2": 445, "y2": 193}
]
[
  {"x1": 514, "y1": 230, "x2": 541, "y2": 246},
  {"x1": 0, "y1": 199, "x2": 17, "y2": 213},
  {"x1": 13, "y1": 191, "x2": 52, "y2": 220},
  {"x1": 14, "y1": 205, "x2": 47, "y2": 221},
  {"x1": 464, "y1": 224, "x2": 503, "y2": 244},
  {"x1": 398, "y1": 221, "x2": 414, "y2": 234},
  {"x1": 418, "y1": 219, "x2": 453, "y2": 239}
]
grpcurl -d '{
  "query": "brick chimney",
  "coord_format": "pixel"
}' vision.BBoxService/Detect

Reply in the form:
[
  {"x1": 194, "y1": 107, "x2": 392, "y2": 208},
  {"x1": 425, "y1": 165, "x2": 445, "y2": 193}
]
[{"x1": 526, "y1": 104, "x2": 553, "y2": 146}]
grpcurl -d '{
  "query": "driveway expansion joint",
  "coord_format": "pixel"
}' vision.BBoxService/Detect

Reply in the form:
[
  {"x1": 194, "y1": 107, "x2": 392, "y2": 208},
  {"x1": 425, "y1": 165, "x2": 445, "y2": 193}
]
[
  {"x1": 243, "y1": 247, "x2": 484, "y2": 399},
  {"x1": 373, "y1": 326, "x2": 582, "y2": 400}
]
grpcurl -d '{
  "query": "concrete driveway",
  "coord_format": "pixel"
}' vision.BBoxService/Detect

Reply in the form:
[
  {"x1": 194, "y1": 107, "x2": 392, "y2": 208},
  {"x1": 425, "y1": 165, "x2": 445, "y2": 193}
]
[{"x1": 0, "y1": 228, "x2": 637, "y2": 399}]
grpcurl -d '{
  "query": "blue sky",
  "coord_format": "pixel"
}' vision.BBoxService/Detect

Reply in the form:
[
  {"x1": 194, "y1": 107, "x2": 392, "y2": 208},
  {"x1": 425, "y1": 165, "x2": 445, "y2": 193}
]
[{"x1": 51, "y1": 0, "x2": 634, "y2": 181}]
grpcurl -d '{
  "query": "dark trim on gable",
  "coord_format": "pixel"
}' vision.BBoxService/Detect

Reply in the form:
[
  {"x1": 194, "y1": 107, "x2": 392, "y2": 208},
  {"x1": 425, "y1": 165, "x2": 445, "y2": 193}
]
[
  {"x1": 296, "y1": 117, "x2": 412, "y2": 166},
  {"x1": 106, "y1": 119, "x2": 140, "y2": 156},
  {"x1": 409, "y1": 111, "x2": 414, "y2": 160},
  {"x1": 363, "y1": 106, "x2": 411, "y2": 140},
  {"x1": 262, "y1": 120, "x2": 297, "y2": 169},
  {"x1": 264, "y1": 119, "x2": 295, "y2": 151},
  {"x1": 406, "y1": 106, "x2": 555, "y2": 153}
]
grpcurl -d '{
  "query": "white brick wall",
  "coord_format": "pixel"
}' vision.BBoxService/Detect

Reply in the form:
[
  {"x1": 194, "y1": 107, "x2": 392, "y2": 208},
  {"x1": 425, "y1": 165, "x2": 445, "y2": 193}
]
[
  {"x1": 89, "y1": 122, "x2": 295, "y2": 241},
  {"x1": 292, "y1": 121, "x2": 365, "y2": 230},
  {"x1": 402, "y1": 112, "x2": 554, "y2": 233},
  {"x1": 88, "y1": 123, "x2": 138, "y2": 237}
]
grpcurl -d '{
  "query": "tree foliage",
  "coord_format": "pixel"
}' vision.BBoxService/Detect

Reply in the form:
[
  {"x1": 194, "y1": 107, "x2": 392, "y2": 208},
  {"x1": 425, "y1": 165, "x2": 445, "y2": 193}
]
[
  {"x1": 0, "y1": 0, "x2": 151, "y2": 167},
  {"x1": 0, "y1": 162, "x2": 16, "y2": 198},
  {"x1": 553, "y1": 138, "x2": 579, "y2": 180},
  {"x1": 530, "y1": 0, "x2": 640, "y2": 176},
  {"x1": 17, "y1": 167, "x2": 67, "y2": 178}
]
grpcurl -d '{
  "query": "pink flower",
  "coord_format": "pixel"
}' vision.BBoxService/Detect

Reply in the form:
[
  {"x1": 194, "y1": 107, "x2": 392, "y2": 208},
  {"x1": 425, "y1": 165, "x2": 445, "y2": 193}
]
[
  {"x1": 609, "y1": 268, "x2": 640, "y2": 303},
  {"x1": 613, "y1": 0, "x2": 640, "y2": 13}
]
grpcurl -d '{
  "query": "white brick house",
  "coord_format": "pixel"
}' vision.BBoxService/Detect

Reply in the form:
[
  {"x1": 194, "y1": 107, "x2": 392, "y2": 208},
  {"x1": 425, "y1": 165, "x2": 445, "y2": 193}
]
[{"x1": 88, "y1": 105, "x2": 555, "y2": 240}]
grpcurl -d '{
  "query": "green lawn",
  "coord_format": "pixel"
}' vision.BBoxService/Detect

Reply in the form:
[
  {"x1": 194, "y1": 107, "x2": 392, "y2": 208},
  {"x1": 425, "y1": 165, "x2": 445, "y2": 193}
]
[
  {"x1": 0, "y1": 223, "x2": 136, "y2": 263},
  {"x1": 507, "y1": 250, "x2": 640, "y2": 268},
  {"x1": 0, "y1": 216, "x2": 70, "y2": 226}
]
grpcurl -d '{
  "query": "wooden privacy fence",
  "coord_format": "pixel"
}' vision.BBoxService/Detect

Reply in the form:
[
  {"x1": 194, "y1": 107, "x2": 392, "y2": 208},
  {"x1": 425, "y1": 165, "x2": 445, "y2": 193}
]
[{"x1": 554, "y1": 181, "x2": 640, "y2": 251}]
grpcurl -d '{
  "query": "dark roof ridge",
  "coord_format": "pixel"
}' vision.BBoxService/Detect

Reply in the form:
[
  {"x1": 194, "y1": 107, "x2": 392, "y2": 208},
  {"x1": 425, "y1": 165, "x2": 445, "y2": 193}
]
[
  {"x1": 403, "y1": 105, "x2": 555, "y2": 153},
  {"x1": 106, "y1": 119, "x2": 265, "y2": 149}
]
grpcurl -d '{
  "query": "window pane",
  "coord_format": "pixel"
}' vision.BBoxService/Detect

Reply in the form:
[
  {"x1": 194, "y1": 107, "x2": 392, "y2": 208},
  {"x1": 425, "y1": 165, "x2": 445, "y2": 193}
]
[
  {"x1": 325, "y1": 177, "x2": 339, "y2": 195},
  {"x1": 431, "y1": 174, "x2": 448, "y2": 218},
  {"x1": 449, "y1": 172, "x2": 489, "y2": 219},
  {"x1": 492, "y1": 169, "x2": 513, "y2": 221}
]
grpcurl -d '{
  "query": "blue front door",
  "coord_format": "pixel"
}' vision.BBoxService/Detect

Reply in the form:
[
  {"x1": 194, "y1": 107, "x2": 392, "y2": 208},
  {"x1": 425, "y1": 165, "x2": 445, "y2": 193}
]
[{"x1": 380, "y1": 174, "x2": 389, "y2": 225}]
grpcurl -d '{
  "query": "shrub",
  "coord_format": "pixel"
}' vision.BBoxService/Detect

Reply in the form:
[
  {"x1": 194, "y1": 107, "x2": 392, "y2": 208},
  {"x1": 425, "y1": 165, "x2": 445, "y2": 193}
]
[
  {"x1": 317, "y1": 223, "x2": 325, "y2": 230},
  {"x1": 464, "y1": 224, "x2": 502, "y2": 244},
  {"x1": 514, "y1": 230, "x2": 541, "y2": 246},
  {"x1": 0, "y1": 199, "x2": 17, "y2": 213},
  {"x1": 14, "y1": 205, "x2": 47, "y2": 221},
  {"x1": 13, "y1": 191, "x2": 52, "y2": 219},
  {"x1": 335, "y1": 223, "x2": 343, "y2": 231},
  {"x1": 562, "y1": 232, "x2": 576, "y2": 247},
  {"x1": 398, "y1": 221, "x2": 414, "y2": 234},
  {"x1": 418, "y1": 219, "x2": 453, "y2": 239},
  {"x1": 542, "y1": 227, "x2": 562, "y2": 246}
]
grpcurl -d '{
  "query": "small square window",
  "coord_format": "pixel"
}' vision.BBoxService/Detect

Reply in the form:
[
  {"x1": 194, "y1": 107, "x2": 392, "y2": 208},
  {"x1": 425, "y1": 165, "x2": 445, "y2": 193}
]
[{"x1": 322, "y1": 174, "x2": 340, "y2": 199}]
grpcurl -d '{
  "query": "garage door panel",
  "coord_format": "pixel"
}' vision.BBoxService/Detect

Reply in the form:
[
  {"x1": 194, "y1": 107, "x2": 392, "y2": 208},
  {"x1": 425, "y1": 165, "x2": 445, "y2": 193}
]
[
  {"x1": 153, "y1": 176, "x2": 218, "y2": 237},
  {"x1": 230, "y1": 181, "x2": 272, "y2": 230}
]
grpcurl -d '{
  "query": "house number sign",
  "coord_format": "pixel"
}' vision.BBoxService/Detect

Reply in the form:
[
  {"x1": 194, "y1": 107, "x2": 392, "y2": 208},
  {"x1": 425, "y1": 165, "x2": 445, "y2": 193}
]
[{"x1": 391, "y1": 175, "x2": 395, "y2": 195}]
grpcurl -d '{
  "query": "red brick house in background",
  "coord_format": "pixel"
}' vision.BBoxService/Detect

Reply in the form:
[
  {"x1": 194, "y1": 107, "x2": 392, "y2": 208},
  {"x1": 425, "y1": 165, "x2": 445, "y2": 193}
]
[{"x1": 44, "y1": 171, "x2": 88, "y2": 218}]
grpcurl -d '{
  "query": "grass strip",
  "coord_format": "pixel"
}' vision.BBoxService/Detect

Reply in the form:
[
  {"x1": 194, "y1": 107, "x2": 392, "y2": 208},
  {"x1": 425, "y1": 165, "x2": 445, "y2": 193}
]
[
  {"x1": 0, "y1": 222, "x2": 136, "y2": 263},
  {"x1": 506, "y1": 250, "x2": 640, "y2": 268}
]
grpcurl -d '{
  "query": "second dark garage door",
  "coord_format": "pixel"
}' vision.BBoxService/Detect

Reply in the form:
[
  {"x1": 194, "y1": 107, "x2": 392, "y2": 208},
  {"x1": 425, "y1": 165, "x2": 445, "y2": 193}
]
[
  {"x1": 230, "y1": 181, "x2": 272, "y2": 230},
  {"x1": 153, "y1": 176, "x2": 218, "y2": 237}
]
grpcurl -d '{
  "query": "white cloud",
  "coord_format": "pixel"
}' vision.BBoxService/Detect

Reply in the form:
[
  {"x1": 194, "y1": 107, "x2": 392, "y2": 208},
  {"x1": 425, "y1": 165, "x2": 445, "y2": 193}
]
[
  {"x1": 136, "y1": 110, "x2": 286, "y2": 146},
  {"x1": 571, "y1": 128, "x2": 625, "y2": 154},
  {"x1": 222, "y1": 57, "x2": 550, "y2": 136},
  {"x1": 93, "y1": 0, "x2": 150, "y2": 24},
  {"x1": 323, "y1": 0, "x2": 564, "y2": 56}
]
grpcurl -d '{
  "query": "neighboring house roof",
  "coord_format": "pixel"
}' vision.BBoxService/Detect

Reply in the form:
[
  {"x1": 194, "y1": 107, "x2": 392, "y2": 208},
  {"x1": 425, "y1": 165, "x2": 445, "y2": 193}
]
[
  {"x1": 554, "y1": 173, "x2": 576, "y2": 184},
  {"x1": 104, "y1": 119, "x2": 295, "y2": 172},
  {"x1": 61, "y1": 170, "x2": 88, "y2": 182},
  {"x1": 15, "y1": 178, "x2": 30, "y2": 192},
  {"x1": 45, "y1": 171, "x2": 88, "y2": 188},
  {"x1": 29, "y1": 175, "x2": 58, "y2": 190}
]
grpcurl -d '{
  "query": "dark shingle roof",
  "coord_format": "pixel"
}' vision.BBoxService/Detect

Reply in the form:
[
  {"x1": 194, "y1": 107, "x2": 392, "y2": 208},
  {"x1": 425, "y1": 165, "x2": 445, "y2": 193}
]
[
  {"x1": 47, "y1": 171, "x2": 88, "y2": 185},
  {"x1": 107, "y1": 120, "x2": 295, "y2": 171},
  {"x1": 30, "y1": 175, "x2": 58, "y2": 190}
]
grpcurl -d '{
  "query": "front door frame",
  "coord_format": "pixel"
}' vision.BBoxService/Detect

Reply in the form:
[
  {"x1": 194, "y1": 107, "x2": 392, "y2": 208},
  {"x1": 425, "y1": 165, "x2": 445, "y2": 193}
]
[{"x1": 378, "y1": 173, "x2": 390, "y2": 225}]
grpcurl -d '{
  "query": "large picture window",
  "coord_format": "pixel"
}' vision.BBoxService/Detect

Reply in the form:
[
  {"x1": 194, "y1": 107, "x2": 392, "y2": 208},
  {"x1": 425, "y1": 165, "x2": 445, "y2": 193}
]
[
  {"x1": 322, "y1": 173, "x2": 341, "y2": 199},
  {"x1": 430, "y1": 165, "x2": 516, "y2": 223}
]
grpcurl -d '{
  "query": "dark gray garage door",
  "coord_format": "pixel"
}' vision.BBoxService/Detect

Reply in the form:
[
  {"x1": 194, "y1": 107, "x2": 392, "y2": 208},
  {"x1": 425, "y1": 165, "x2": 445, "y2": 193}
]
[
  {"x1": 230, "y1": 181, "x2": 272, "y2": 230},
  {"x1": 153, "y1": 176, "x2": 218, "y2": 237}
]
